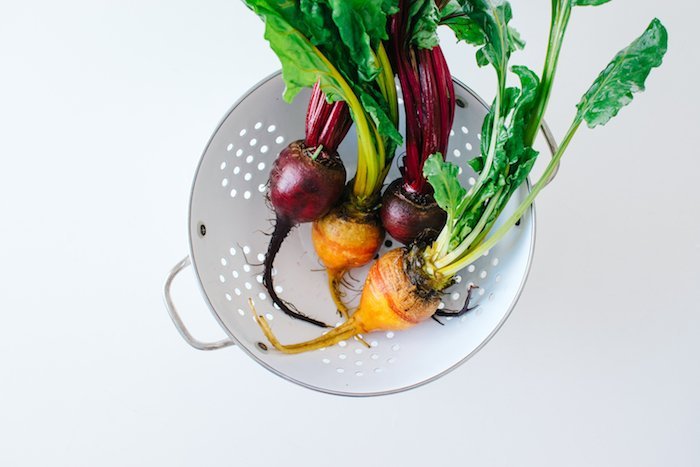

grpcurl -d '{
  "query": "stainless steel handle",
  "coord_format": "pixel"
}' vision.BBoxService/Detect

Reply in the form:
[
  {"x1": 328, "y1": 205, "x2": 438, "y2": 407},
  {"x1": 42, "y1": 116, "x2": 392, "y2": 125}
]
[
  {"x1": 540, "y1": 121, "x2": 560, "y2": 187},
  {"x1": 163, "y1": 256, "x2": 235, "y2": 351}
]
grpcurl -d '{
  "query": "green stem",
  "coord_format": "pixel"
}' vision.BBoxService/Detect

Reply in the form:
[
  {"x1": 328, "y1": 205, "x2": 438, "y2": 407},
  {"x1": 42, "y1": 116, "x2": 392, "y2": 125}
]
[
  {"x1": 438, "y1": 118, "x2": 581, "y2": 277},
  {"x1": 524, "y1": 1, "x2": 571, "y2": 146},
  {"x1": 378, "y1": 43, "x2": 399, "y2": 125},
  {"x1": 352, "y1": 44, "x2": 396, "y2": 204},
  {"x1": 312, "y1": 48, "x2": 377, "y2": 201},
  {"x1": 434, "y1": 187, "x2": 503, "y2": 269},
  {"x1": 310, "y1": 144, "x2": 324, "y2": 160}
]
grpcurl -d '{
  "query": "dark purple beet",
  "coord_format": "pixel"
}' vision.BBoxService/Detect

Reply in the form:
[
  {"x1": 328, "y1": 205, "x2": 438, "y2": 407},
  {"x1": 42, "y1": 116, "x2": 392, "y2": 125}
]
[
  {"x1": 380, "y1": 178, "x2": 446, "y2": 245},
  {"x1": 269, "y1": 140, "x2": 346, "y2": 222},
  {"x1": 263, "y1": 140, "x2": 345, "y2": 328}
]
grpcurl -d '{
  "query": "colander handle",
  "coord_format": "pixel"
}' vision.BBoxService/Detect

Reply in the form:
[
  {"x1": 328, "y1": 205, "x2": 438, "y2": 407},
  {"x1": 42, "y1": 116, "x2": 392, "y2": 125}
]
[
  {"x1": 540, "y1": 121, "x2": 560, "y2": 186},
  {"x1": 163, "y1": 256, "x2": 235, "y2": 351}
]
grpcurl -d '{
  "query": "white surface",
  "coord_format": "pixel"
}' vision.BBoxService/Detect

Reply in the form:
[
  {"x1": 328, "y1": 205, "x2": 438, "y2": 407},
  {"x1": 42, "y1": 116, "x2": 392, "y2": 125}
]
[{"x1": 0, "y1": 1, "x2": 698, "y2": 465}]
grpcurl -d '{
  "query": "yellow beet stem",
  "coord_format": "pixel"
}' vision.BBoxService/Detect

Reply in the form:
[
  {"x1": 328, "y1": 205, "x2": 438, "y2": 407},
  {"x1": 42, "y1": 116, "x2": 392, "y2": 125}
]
[{"x1": 254, "y1": 313, "x2": 361, "y2": 355}]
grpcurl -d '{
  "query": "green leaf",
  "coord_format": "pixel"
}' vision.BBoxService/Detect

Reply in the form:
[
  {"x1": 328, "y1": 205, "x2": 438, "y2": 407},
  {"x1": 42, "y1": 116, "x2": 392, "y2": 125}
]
[
  {"x1": 409, "y1": 0, "x2": 442, "y2": 49},
  {"x1": 573, "y1": 0, "x2": 612, "y2": 6},
  {"x1": 440, "y1": 0, "x2": 485, "y2": 45},
  {"x1": 423, "y1": 154, "x2": 467, "y2": 222},
  {"x1": 321, "y1": 0, "x2": 398, "y2": 81},
  {"x1": 576, "y1": 18, "x2": 668, "y2": 128},
  {"x1": 299, "y1": 0, "x2": 333, "y2": 45},
  {"x1": 460, "y1": 0, "x2": 524, "y2": 74},
  {"x1": 259, "y1": 12, "x2": 344, "y2": 103},
  {"x1": 360, "y1": 92, "x2": 403, "y2": 146}
]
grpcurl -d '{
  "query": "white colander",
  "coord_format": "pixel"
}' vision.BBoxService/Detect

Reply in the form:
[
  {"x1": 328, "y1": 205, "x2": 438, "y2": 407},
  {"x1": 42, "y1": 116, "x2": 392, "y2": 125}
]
[{"x1": 163, "y1": 71, "x2": 558, "y2": 396}]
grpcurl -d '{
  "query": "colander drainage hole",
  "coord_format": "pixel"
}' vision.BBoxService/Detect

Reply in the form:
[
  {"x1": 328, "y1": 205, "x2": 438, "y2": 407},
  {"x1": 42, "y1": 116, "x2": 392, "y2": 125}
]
[
  {"x1": 198, "y1": 223, "x2": 206, "y2": 237},
  {"x1": 257, "y1": 342, "x2": 268, "y2": 352}
]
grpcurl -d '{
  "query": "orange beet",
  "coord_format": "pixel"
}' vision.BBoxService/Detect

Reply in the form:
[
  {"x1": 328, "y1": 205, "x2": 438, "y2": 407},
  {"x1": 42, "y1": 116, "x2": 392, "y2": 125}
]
[
  {"x1": 253, "y1": 248, "x2": 440, "y2": 354},
  {"x1": 311, "y1": 206, "x2": 384, "y2": 317}
]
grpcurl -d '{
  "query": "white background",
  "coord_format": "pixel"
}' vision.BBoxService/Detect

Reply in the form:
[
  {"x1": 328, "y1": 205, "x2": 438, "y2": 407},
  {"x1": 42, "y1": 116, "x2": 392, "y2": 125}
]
[{"x1": 1, "y1": 1, "x2": 698, "y2": 465}]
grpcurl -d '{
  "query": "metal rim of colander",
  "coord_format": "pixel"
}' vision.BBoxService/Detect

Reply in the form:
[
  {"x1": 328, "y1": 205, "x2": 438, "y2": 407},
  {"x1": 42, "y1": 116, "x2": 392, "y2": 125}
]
[{"x1": 184, "y1": 70, "x2": 556, "y2": 397}]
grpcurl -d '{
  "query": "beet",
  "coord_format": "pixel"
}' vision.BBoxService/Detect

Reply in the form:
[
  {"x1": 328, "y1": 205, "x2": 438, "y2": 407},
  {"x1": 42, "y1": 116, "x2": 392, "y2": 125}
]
[
  {"x1": 269, "y1": 140, "x2": 345, "y2": 222},
  {"x1": 263, "y1": 140, "x2": 346, "y2": 328},
  {"x1": 380, "y1": 178, "x2": 446, "y2": 245}
]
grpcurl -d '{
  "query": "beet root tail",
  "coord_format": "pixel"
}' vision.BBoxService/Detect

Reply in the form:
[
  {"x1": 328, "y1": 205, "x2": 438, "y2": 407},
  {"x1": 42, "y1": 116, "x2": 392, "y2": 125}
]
[
  {"x1": 251, "y1": 299, "x2": 360, "y2": 354},
  {"x1": 327, "y1": 268, "x2": 350, "y2": 319},
  {"x1": 263, "y1": 216, "x2": 330, "y2": 328}
]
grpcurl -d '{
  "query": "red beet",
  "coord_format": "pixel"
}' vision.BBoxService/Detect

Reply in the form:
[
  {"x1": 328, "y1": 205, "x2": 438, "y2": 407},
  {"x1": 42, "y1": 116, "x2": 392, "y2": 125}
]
[
  {"x1": 269, "y1": 140, "x2": 345, "y2": 222},
  {"x1": 380, "y1": 178, "x2": 446, "y2": 245},
  {"x1": 262, "y1": 82, "x2": 352, "y2": 328},
  {"x1": 382, "y1": 3, "x2": 455, "y2": 245},
  {"x1": 263, "y1": 141, "x2": 346, "y2": 328}
]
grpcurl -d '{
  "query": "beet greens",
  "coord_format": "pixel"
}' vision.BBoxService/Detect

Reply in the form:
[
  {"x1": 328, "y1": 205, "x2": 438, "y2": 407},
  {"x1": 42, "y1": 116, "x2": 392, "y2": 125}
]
[{"x1": 421, "y1": 1, "x2": 667, "y2": 294}]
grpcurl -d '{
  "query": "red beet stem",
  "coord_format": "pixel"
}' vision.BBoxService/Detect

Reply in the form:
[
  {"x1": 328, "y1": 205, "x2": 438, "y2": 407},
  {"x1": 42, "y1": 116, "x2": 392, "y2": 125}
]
[
  {"x1": 389, "y1": 1, "x2": 456, "y2": 195},
  {"x1": 305, "y1": 81, "x2": 351, "y2": 153}
]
